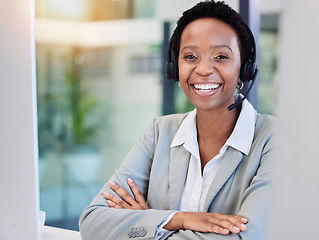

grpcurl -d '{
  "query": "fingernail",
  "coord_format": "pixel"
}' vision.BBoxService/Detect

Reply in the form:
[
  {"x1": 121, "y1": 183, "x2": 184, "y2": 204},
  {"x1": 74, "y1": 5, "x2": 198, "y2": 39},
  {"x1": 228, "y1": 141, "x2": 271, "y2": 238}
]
[
  {"x1": 241, "y1": 224, "x2": 247, "y2": 230},
  {"x1": 242, "y1": 217, "x2": 248, "y2": 223},
  {"x1": 128, "y1": 178, "x2": 133, "y2": 183},
  {"x1": 107, "y1": 200, "x2": 115, "y2": 207},
  {"x1": 233, "y1": 226, "x2": 240, "y2": 231},
  {"x1": 103, "y1": 192, "x2": 109, "y2": 197},
  {"x1": 109, "y1": 181, "x2": 116, "y2": 186}
]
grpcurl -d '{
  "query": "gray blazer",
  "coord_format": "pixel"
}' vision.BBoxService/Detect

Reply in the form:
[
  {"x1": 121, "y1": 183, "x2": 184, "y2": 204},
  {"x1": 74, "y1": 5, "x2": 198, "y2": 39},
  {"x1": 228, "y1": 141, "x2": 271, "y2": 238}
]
[{"x1": 79, "y1": 111, "x2": 275, "y2": 240}]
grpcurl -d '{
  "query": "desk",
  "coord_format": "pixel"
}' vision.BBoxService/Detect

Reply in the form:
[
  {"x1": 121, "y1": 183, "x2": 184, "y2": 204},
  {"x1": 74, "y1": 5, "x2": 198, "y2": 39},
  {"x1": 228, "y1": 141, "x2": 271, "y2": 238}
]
[{"x1": 42, "y1": 226, "x2": 81, "y2": 240}]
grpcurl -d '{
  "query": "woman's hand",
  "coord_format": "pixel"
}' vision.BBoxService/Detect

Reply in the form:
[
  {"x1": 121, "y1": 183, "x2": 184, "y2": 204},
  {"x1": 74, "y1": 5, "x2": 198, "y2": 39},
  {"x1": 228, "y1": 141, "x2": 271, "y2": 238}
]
[
  {"x1": 104, "y1": 178, "x2": 247, "y2": 235},
  {"x1": 164, "y1": 212, "x2": 248, "y2": 235},
  {"x1": 103, "y1": 178, "x2": 149, "y2": 210}
]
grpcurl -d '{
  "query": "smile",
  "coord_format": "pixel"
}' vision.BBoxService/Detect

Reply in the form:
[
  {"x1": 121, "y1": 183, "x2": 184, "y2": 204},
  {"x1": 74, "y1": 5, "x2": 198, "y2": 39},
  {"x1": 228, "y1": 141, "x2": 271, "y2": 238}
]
[{"x1": 192, "y1": 83, "x2": 220, "y2": 92}]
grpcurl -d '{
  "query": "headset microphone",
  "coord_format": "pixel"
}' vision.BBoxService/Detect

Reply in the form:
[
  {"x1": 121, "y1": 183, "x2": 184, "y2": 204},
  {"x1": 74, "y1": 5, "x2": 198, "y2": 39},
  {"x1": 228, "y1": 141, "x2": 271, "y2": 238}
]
[
  {"x1": 227, "y1": 24, "x2": 258, "y2": 111},
  {"x1": 227, "y1": 68, "x2": 258, "y2": 111}
]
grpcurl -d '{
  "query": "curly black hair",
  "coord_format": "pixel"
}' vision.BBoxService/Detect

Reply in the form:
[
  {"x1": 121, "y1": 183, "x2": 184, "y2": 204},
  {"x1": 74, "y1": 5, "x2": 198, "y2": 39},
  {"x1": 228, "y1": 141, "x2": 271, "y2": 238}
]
[{"x1": 170, "y1": 0, "x2": 253, "y2": 67}]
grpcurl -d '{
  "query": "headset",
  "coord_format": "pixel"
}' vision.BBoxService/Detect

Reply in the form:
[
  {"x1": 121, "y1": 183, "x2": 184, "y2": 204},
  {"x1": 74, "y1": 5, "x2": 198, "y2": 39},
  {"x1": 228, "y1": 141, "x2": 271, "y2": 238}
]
[{"x1": 165, "y1": 22, "x2": 258, "y2": 111}]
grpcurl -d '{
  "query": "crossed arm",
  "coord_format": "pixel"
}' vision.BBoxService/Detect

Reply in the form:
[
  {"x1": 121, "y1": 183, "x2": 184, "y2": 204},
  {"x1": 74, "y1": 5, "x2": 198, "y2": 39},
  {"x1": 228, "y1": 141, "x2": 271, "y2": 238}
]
[
  {"x1": 104, "y1": 178, "x2": 248, "y2": 236},
  {"x1": 80, "y1": 115, "x2": 274, "y2": 240}
]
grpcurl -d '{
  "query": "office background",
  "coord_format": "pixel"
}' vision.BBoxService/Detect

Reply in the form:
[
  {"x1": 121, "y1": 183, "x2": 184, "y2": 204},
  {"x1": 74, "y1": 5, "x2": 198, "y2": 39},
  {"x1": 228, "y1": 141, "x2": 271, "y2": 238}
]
[{"x1": 35, "y1": 0, "x2": 280, "y2": 231}]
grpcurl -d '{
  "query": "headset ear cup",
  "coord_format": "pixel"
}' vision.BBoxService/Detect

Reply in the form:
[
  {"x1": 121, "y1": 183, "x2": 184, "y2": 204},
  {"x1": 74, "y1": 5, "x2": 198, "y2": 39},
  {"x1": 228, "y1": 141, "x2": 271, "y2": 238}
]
[
  {"x1": 240, "y1": 61, "x2": 248, "y2": 82},
  {"x1": 240, "y1": 60, "x2": 257, "y2": 82},
  {"x1": 165, "y1": 61, "x2": 175, "y2": 80},
  {"x1": 165, "y1": 59, "x2": 179, "y2": 81},
  {"x1": 249, "y1": 62, "x2": 257, "y2": 80}
]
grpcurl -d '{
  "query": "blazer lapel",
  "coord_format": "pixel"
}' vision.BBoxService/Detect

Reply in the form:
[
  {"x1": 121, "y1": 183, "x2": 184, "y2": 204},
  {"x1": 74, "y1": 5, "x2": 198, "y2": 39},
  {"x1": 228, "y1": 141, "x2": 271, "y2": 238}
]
[
  {"x1": 203, "y1": 147, "x2": 244, "y2": 211},
  {"x1": 169, "y1": 145, "x2": 190, "y2": 210}
]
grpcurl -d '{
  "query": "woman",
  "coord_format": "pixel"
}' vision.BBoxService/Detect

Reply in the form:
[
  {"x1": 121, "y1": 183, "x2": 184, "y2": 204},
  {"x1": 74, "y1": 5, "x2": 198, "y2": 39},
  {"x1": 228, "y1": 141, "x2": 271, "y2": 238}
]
[{"x1": 79, "y1": 1, "x2": 275, "y2": 239}]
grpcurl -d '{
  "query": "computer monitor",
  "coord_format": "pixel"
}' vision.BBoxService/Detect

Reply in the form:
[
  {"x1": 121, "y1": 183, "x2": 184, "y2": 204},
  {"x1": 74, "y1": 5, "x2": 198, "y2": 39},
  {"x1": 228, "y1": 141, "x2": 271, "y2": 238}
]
[{"x1": 0, "y1": 0, "x2": 41, "y2": 239}]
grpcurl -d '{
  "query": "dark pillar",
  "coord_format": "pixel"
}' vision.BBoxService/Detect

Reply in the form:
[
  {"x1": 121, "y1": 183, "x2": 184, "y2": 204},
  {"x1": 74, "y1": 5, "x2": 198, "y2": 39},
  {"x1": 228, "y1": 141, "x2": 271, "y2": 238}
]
[
  {"x1": 162, "y1": 22, "x2": 175, "y2": 115},
  {"x1": 240, "y1": 0, "x2": 260, "y2": 111}
]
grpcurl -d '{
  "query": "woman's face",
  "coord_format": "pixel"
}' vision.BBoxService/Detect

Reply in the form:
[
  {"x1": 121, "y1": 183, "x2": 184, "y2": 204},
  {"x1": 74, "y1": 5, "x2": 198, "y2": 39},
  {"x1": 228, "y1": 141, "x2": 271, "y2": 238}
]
[{"x1": 178, "y1": 18, "x2": 241, "y2": 112}]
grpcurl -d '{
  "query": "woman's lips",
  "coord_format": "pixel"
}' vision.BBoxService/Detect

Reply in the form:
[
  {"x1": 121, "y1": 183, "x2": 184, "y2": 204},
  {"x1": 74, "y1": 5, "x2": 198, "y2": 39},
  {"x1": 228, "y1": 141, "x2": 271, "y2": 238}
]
[
  {"x1": 191, "y1": 83, "x2": 221, "y2": 97},
  {"x1": 192, "y1": 83, "x2": 220, "y2": 92}
]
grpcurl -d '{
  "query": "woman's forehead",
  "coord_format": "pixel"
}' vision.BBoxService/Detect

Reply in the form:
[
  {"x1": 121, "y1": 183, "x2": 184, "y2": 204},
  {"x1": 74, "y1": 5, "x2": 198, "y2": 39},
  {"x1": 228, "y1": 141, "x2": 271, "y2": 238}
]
[{"x1": 180, "y1": 18, "x2": 240, "y2": 51}]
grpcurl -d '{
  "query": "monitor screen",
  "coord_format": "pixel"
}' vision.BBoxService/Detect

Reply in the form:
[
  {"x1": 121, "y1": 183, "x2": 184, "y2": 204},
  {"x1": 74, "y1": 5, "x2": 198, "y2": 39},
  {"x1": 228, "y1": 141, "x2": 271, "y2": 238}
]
[{"x1": 0, "y1": 1, "x2": 41, "y2": 239}]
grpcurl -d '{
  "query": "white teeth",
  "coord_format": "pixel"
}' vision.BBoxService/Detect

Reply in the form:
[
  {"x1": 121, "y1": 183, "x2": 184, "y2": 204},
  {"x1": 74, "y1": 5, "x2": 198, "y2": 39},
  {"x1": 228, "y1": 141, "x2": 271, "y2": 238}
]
[{"x1": 193, "y1": 83, "x2": 220, "y2": 91}]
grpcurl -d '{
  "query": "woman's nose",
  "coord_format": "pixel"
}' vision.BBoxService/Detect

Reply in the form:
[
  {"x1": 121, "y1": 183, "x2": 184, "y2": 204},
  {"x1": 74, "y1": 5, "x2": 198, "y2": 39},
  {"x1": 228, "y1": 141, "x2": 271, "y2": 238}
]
[{"x1": 195, "y1": 58, "x2": 215, "y2": 76}]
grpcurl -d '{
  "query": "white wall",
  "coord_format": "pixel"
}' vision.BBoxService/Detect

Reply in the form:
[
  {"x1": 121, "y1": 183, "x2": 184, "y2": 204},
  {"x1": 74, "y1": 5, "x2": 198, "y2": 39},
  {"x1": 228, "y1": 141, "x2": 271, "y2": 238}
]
[
  {"x1": 267, "y1": 0, "x2": 319, "y2": 239},
  {"x1": 156, "y1": 0, "x2": 239, "y2": 21},
  {"x1": 0, "y1": 0, "x2": 40, "y2": 239},
  {"x1": 35, "y1": 18, "x2": 163, "y2": 47}
]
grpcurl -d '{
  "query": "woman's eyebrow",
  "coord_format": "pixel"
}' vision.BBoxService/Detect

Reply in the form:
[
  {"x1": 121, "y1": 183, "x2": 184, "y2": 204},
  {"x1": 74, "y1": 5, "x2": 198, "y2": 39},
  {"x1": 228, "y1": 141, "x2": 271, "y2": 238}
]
[
  {"x1": 180, "y1": 44, "x2": 233, "y2": 53},
  {"x1": 211, "y1": 44, "x2": 233, "y2": 53},
  {"x1": 180, "y1": 45, "x2": 198, "y2": 52}
]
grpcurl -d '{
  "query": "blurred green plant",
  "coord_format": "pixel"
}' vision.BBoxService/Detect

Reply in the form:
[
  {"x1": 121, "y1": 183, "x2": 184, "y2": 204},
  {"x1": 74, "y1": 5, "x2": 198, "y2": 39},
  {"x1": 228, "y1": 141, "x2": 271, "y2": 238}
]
[
  {"x1": 37, "y1": 48, "x2": 101, "y2": 156},
  {"x1": 66, "y1": 67, "x2": 99, "y2": 145}
]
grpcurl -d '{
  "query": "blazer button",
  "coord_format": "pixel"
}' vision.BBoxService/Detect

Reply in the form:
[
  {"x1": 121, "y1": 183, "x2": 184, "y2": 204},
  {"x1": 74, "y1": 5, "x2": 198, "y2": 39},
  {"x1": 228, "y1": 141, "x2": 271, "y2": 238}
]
[
  {"x1": 128, "y1": 227, "x2": 147, "y2": 238},
  {"x1": 139, "y1": 227, "x2": 147, "y2": 237}
]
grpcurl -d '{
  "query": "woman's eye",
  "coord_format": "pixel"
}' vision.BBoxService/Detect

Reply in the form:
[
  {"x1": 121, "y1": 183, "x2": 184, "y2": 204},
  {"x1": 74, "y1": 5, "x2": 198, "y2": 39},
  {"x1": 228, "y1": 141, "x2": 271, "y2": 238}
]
[
  {"x1": 184, "y1": 54, "x2": 197, "y2": 60},
  {"x1": 215, "y1": 55, "x2": 228, "y2": 60}
]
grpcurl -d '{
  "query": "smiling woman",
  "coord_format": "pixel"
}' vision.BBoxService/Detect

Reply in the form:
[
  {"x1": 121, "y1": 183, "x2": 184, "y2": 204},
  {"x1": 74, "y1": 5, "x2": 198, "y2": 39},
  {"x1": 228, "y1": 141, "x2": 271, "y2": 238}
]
[
  {"x1": 79, "y1": 1, "x2": 276, "y2": 240},
  {"x1": 178, "y1": 18, "x2": 241, "y2": 113}
]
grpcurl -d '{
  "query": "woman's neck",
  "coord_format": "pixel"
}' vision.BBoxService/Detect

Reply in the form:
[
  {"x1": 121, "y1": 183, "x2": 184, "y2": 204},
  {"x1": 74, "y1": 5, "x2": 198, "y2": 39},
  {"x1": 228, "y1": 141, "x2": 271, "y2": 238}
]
[
  {"x1": 196, "y1": 106, "x2": 240, "y2": 172},
  {"x1": 196, "y1": 106, "x2": 240, "y2": 143}
]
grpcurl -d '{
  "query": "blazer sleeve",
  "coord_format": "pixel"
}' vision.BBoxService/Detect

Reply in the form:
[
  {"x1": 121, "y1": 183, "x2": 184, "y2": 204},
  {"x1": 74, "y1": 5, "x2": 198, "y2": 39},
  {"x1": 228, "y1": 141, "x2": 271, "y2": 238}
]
[{"x1": 79, "y1": 118, "x2": 176, "y2": 240}]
